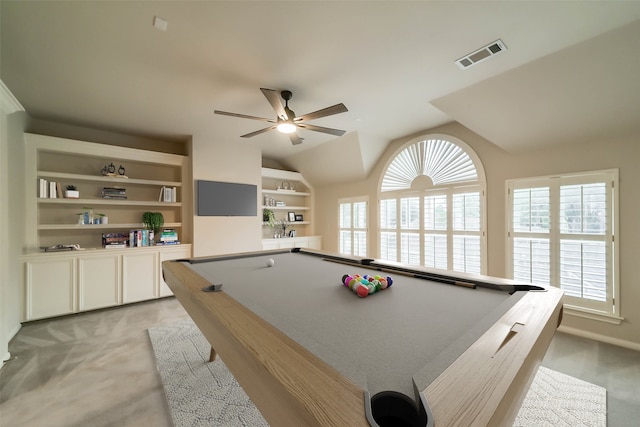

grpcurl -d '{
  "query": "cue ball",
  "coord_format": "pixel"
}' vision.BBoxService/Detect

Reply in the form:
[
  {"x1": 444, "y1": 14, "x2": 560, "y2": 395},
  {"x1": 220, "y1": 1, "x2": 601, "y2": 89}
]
[{"x1": 267, "y1": 258, "x2": 275, "y2": 267}]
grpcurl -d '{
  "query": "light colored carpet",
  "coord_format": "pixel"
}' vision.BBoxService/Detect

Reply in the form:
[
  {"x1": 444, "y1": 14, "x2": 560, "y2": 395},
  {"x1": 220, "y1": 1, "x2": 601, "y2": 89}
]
[{"x1": 149, "y1": 319, "x2": 607, "y2": 427}]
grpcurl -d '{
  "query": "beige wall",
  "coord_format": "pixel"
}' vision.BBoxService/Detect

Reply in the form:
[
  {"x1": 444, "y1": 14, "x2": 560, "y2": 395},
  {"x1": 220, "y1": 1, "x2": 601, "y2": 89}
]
[
  {"x1": 191, "y1": 135, "x2": 263, "y2": 257},
  {"x1": 314, "y1": 122, "x2": 640, "y2": 348},
  {"x1": 1, "y1": 94, "x2": 27, "y2": 363}
]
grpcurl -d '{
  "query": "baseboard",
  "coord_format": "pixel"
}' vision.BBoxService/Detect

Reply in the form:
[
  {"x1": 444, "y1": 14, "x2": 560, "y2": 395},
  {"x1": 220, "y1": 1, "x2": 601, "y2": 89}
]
[{"x1": 558, "y1": 325, "x2": 640, "y2": 352}]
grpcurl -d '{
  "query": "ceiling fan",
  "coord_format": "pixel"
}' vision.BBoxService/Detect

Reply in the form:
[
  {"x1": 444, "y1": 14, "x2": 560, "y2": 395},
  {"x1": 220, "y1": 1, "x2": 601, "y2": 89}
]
[{"x1": 214, "y1": 88, "x2": 348, "y2": 145}]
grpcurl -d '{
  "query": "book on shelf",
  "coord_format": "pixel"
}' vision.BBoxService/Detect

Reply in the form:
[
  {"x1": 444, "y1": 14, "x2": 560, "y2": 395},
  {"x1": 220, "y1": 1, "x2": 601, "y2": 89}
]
[
  {"x1": 154, "y1": 241, "x2": 181, "y2": 246},
  {"x1": 128, "y1": 229, "x2": 155, "y2": 247},
  {"x1": 56, "y1": 182, "x2": 63, "y2": 199},
  {"x1": 39, "y1": 178, "x2": 48, "y2": 198},
  {"x1": 102, "y1": 187, "x2": 127, "y2": 199},
  {"x1": 49, "y1": 181, "x2": 55, "y2": 198},
  {"x1": 159, "y1": 229, "x2": 179, "y2": 243},
  {"x1": 159, "y1": 186, "x2": 178, "y2": 202},
  {"x1": 101, "y1": 232, "x2": 129, "y2": 248}
]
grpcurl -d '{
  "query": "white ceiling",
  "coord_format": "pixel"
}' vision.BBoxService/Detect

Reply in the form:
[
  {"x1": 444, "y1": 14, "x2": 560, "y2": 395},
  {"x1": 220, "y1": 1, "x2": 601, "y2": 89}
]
[{"x1": 2, "y1": 1, "x2": 640, "y2": 184}]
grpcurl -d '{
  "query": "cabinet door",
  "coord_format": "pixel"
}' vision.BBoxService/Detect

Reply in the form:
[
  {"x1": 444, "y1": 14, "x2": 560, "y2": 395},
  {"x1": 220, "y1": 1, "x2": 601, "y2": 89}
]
[
  {"x1": 159, "y1": 246, "x2": 192, "y2": 297},
  {"x1": 123, "y1": 252, "x2": 157, "y2": 303},
  {"x1": 25, "y1": 258, "x2": 75, "y2": 320},
  {"x1": 78, "y1": 254, "x2": 120, "y2": 311},
  {"x1": 262, "y1": 240, "x2": 280, "y2": 250}
]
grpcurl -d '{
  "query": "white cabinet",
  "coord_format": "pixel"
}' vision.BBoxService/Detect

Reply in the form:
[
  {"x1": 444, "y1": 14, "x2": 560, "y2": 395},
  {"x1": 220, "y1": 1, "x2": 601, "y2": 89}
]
[
  {"x1": 20, "y1": 244, "x2": 191, "y2": 321},
  {"x1": 21, "y1": 133, "x2": 193, "y2": 321},
  {"x1": 159, "y1": 246, "x2": 192, "y2": 297},
  {"x1": 123, "y1": 251, "x2": 157, "y2": 303},
  {"x1": 261, "y1": 236, "x2": 322, "y2": 251},
  {"x1": 78, "y1": 254, "x2": 120, "y2": 311},
  {"x1": 25, "y1": 258, "x2": 75, "y2": 320}
]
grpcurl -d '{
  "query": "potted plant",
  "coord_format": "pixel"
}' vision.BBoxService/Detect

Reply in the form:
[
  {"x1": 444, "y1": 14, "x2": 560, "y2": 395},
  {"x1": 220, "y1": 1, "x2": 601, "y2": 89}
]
[
  {"x1": 142, "y1": 211, "x2": 164, "y2": 243},
  {"x1": 65, "y1": 185, "x2": 79, "y2": 198},
  {"x1": 263, "y1": 208, "x2": 276, "y2": 227}
]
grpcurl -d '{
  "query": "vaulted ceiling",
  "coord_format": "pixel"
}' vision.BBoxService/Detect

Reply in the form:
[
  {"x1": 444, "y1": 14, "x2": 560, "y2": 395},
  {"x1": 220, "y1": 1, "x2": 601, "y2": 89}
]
[{"x1": 2, "y1": 1, "x2": 639, "y2": 185}]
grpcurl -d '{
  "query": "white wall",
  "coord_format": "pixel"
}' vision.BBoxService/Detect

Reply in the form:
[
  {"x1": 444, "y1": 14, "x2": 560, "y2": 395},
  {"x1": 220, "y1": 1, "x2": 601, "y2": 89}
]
[
  {"x1": 314, "y1": 122, "x2": 640, "y2": 348},
  {"x1": 191, "y1": 135, "x2": 262, "y2": 257},
  {"x1": 1, "y1": 80, "x2": 26, "y2": 366}
]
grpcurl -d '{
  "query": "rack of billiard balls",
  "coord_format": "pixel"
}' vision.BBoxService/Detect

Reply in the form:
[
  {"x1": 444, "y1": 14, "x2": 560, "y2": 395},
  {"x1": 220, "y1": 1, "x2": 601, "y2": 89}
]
[{"x1": 342, "y1": 274, "x2": 393, "y2": 298}]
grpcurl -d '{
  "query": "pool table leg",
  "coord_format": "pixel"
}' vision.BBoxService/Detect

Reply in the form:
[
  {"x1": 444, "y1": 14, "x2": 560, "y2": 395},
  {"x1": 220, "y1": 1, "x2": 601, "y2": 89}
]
[{"x1": 209, "y1": 346, "x2": 217, "y2": 362}]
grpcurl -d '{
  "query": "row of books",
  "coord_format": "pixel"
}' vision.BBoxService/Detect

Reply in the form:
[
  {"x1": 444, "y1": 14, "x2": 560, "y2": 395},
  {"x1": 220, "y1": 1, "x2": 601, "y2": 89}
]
[
  {"x1": 38, "y1": 179, "x2": 63, "y2": 198},
  {"x1": 102, "y1": 187, "x2": 127, "y2": 200},
  {"x1": 129, "y1": 229, "x2": 155, "y2": 248},
  {"x1": 101, "y1": 229, "x2": 180, "y2": 248},
  {"x1": 159, "y1": 186, "x2": 178, "y2": 202}
]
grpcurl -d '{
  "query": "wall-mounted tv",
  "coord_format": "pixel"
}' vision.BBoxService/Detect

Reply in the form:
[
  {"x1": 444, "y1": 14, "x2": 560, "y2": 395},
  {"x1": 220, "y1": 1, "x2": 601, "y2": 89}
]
[{"x1": 196, "y1": 180, "x2": 257, "y2": 216}]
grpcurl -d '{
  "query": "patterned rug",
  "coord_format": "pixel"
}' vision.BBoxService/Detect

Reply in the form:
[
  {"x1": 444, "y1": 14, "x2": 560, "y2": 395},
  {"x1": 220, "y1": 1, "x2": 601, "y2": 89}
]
[{"x1": 149, "y1": 319, "x2": 606, "y2": 427}]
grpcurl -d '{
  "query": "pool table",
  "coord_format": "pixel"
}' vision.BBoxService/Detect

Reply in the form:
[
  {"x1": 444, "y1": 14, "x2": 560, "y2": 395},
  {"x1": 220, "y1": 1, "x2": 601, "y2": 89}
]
[{"x1": 162, "y1": 248, "x2": 563, "y2": 427}]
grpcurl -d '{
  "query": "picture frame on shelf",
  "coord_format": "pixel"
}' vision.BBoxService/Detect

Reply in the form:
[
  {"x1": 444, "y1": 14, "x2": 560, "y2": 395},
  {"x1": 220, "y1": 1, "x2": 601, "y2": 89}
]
[
  {"x1": 287, "y1": 212, "x2": 296, "y2": 222},
  {"x1": 295, "y1": 214, "x2": 303, "y2": 222}
]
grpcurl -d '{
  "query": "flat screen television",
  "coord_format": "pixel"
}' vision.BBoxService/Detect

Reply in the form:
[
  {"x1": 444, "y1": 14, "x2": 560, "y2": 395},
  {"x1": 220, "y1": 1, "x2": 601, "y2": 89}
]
[{"x1": 196, "y1": 180, "x2": 257, "y2": 216}]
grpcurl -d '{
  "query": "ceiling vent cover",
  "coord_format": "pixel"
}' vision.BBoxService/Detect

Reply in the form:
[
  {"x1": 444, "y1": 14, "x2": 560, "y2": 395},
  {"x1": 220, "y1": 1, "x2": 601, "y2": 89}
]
[{"x1": 455, "y1": 40, "x2": 507, "y2": 69}]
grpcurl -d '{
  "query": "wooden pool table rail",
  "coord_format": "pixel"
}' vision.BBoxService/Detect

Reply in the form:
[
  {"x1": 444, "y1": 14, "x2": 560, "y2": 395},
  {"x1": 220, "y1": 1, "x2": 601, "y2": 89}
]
[{"x1": 162, "y1": 249, "x2": 563, "y2": 427}]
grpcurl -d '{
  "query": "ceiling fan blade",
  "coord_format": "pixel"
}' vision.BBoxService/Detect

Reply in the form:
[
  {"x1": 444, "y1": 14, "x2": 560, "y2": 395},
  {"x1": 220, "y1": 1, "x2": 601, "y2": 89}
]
[
  {"x1": 289, "y1": 133, "x2": 304, "y2": 145},
  {"x1": 294, "y1": 103, "x2": 348, "y2": 122},
  {"x1": 214, "y1": 110, "x2": 275, "y2": 122},
  {"x1": 260, "y1": 88, "x2": 288, "y2": 120},
  {"x1": 241, "y1": 125, "x2": 276, "y2": 138},
  {"x1": 297, "y1": 123, "x2": 346, "y2": 136}
]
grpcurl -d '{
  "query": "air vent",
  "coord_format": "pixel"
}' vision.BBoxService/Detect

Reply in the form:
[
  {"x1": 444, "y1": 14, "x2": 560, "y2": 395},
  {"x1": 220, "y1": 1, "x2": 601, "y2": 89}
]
[{"x1": 455, "y1": 40, "x2": 507, "y2": 69}]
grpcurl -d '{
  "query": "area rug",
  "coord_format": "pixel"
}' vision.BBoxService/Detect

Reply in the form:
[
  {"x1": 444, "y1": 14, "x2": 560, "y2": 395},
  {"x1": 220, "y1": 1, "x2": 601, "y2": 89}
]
[{"x1": 149, "y1": 319, "x2": 607, "y2": 427}]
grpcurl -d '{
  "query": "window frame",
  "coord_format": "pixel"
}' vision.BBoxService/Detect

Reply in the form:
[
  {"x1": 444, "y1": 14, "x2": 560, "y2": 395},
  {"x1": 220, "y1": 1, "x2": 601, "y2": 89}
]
[
  {"x1": 377, "y1": 134, "x2": 487, "y2": 274},
  {"x1": 379, "y1": 184, "x2": 486, "y2": 273},
  {"x1": 506, "y1": 169, "x2": 621, "y2": 322},
  {"x1": 338, "y1": 197, "x2": 368, "y2": 257}
]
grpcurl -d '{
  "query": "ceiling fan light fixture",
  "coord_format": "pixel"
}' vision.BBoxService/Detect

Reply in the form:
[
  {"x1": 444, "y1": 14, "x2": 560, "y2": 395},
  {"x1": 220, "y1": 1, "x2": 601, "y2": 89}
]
[{"x1": 277, "y1": 121, "x2": 297, "y2": 134}]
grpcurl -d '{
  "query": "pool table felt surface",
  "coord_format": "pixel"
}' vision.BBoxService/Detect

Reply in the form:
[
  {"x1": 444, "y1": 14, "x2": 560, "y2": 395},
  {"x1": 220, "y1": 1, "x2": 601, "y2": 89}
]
[
  {"x1": 187, "y1": 251, "x2": 525, "y2": 402},
  {"x1": 163, "y1": 249, "x2": 563, "y2": 426}
]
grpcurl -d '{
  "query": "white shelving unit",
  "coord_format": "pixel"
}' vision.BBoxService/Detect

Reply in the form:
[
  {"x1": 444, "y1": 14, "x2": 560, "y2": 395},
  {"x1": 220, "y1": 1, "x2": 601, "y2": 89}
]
[
  {"x1": 25, "y1": 133, "x2": 189, "y2": 251},
  {"x1": 21, "y1": 133, "x2": 192, "y2": 321},
  {"x1": 261, "y1": 167, "x2": 321, "y2": 250}
]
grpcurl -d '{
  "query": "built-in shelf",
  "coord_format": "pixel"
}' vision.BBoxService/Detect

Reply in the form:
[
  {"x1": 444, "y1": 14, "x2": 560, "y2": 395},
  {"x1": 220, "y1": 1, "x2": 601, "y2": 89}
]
[
  {"x1": 38, "y1": 198, "x2": 181, "y2": 207},
  {"x1": 261, "y1": 167, "x2": 316, "y2": 244},
  {"x1": 37, "y1": 170, "x2": 182, "y2": 187},
  {"x1": 38, "y1": 222, "x2": 182, "y2": 231},
  {"x1": 262, "y1": 205, "x2": 310, "y2": 211},
  {"x1": 26, "y1": 133, "x2": 190, "y2": 251},
  {"x1": 262, "y1": 189, "x2": 310, "y2": 197}
]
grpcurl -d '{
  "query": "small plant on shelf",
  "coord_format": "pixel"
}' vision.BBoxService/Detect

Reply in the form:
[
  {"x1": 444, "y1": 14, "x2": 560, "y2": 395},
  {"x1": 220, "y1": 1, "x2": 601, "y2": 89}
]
[
  {"x1": 64, "y1": 185, "x2": 79, "y2": 199},
  {"x1": 96, "y1": 213, "x2": 108, "y2": 224},
  {"x1": 263, "y1": 208, "x2": 276, "y2": 227},
  {"x1": 77, "y1": 207, "x2": 93, "y2": 225},
  {"x1": 142, "y1": 211, "x2": 164, "y2": 243},
  {"x1": 274, "y1": 219, "x2": 290, "y2": 238}
]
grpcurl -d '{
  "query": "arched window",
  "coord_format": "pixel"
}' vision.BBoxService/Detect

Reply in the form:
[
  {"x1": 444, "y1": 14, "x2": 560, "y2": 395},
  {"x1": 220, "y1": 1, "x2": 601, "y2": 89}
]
[{"x1": 378, "y1": 135, "x2": 487, "y2": 274}]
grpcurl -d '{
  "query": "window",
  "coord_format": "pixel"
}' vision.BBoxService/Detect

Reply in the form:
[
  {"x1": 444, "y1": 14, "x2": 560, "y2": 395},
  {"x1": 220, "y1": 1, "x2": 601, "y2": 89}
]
[
  {"x1": 339, "y1": 198, "x2": 368, "y2": 257},
  {"x1": 379, "y1": 136, "x2": 486, "y2": 273},
  {"x1": 507, "y1": 170, "x2": 619, "y2": 317}
]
